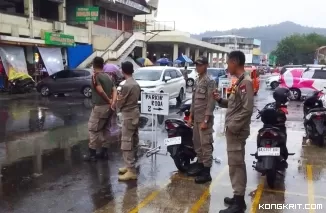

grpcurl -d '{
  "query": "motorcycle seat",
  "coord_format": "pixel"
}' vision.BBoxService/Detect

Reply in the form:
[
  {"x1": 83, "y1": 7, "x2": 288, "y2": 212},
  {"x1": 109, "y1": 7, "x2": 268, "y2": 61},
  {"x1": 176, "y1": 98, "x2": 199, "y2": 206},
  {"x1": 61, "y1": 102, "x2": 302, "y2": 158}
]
[
  {"x1": 258, "y1": 125, "x2": 281, "y2": 132},
  {"x1": 307, "y1": 108, "x2": 326, "y2": 114}
]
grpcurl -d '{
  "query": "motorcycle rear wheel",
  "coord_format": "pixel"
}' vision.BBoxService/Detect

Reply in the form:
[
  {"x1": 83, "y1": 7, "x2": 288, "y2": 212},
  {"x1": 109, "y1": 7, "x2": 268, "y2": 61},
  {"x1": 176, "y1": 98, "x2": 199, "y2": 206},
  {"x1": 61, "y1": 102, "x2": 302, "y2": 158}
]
[
  {"x1": 266, "y1": 169, "x2": 276, "y2": 188},
  {"x1": 173, "y1": 154, "x2": 191, "y2": 173}
]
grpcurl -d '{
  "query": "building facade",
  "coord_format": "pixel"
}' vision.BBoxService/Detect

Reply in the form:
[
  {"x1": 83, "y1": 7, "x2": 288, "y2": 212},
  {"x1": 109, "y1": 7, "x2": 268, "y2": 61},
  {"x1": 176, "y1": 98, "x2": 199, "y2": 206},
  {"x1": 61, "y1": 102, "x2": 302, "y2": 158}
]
[
  {"x1": 202, "y1": 35, "x2": 262, "y2": 64},
  {"x1": 0, "y1": 0, "x2": 152, "y2": 78}
]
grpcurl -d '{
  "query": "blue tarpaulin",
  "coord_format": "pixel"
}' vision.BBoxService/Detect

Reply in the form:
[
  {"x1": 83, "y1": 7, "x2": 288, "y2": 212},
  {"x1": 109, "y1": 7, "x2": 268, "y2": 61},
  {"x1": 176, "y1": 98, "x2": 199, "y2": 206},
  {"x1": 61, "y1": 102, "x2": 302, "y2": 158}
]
[
  {"x1": 67, "y1": 44, "x2": 92, "y2": 68},
  {"x1": 176, "y1": 54, "x2": 193, "y2": 63}
]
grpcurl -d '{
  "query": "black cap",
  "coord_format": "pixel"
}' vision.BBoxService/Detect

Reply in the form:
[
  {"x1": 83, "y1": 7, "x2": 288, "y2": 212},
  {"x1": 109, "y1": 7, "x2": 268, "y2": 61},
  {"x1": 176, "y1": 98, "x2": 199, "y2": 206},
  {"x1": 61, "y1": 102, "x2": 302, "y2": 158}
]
[
  {"x1": 194, "y1": 56, "x2": 209, "y2": 65},
  {"x1": 121, "y1": 61, "x2": 134, "y2": 74}
]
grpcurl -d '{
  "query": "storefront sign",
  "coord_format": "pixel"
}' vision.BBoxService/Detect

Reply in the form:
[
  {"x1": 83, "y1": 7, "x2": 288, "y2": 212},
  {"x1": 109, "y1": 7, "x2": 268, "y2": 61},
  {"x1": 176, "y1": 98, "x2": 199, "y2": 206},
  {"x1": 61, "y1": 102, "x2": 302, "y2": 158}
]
[
  {"x1": 43, "y1": 32, "x2": 75, "y2": 46},
  {"x1": 107, "y1": 0, "x2": 150, "y2": 13},
  {"x1": 253, "y1": 48, "x2": 261, "y2": 55},
  {"x1": 75, "y1": 7, "x2": 99, "y2": 22}
]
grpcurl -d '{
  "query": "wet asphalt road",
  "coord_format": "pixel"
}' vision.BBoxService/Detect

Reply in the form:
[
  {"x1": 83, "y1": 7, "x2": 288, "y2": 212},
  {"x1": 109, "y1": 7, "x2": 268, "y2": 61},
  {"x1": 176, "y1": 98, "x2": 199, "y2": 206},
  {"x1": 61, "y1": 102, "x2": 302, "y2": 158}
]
[{"x1": 0, "y1": 75, "x2": 326, "y2": 213}]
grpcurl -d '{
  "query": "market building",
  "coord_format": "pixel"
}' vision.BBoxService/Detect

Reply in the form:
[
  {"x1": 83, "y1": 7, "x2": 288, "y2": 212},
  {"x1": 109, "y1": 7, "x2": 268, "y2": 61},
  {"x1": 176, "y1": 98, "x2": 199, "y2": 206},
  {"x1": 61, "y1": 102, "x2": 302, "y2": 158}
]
[
  {"x1": 202, "y1": 35, "x2": 261, "y2": 65},
  {"x1": 0, "y1": 0, "x2": 230, "y2": 88}
]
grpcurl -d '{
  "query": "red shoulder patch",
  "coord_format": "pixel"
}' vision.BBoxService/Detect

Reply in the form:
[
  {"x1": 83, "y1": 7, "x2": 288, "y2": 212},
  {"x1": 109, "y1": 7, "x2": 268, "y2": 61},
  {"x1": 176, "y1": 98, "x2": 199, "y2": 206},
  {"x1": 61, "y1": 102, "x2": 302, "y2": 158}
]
[
  {"x1": 239, "y1": 84, "x2": 246, "y2": 93},
  {"x1": 280, "y1": 107, "x2": 288, "y2": 114}
]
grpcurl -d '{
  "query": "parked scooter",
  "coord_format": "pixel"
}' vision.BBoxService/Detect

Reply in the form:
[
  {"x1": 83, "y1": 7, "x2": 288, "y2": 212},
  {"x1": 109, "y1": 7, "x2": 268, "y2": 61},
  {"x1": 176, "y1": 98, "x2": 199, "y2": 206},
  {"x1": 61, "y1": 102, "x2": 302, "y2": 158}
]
[
  {"x1": 251, "y1": 87, "x2": 295, "y2": 188},
  {"x1": 164, "y1": 99, "x2": 196, "y2": 172},
  {"x1": 165, "y1": 99, "x2": 220, "y2": 172},
  {"x1": 8, "y1": 76, "x2": 35, "y2": 94},
  {"x1": 303, "y1": 89, "x2": 326, "y2": 146}
]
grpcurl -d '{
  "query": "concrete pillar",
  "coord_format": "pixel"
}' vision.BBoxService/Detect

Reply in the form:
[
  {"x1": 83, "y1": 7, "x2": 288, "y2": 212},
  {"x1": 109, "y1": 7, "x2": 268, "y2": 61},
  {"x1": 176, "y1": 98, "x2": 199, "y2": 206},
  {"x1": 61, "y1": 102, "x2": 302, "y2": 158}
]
[
  {"x1": 209, "y1": 53, "x2": 213, "y2": 67},
  {"x1": 223, "y1": 52, "x2": 227, "y2": 67},
  {"x1": 142, "y1": 44, "x2": 147, "y2": 58},
  {"x1": 84, "y1": 0, "x2": 93, "y2": 44},
  {"x1": 203, "y1": 50, "x2": 208, "y2": 57},
  {"x1": 173, "y1": 44, "x2": 179, "y2": 60},
  {"x1": 58, "y1": 0, "x2": 66, "y2": 22},
  {"x1": 195, "y1": 49, "x2": 200, "y2": 59},
  {"x1": 185, "y1": 47, "x2": 190, "y2": 57},
  {"x1": 24, "y1": 0, "x2": 34, "y2": 38}
]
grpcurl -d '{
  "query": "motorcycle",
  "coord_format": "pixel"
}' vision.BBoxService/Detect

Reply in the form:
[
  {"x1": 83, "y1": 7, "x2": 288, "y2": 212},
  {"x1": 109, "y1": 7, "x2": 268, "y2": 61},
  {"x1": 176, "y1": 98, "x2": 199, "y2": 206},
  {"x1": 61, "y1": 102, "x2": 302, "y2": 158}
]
[
  {"x1": 303, "y1": 89, "x2": 326, "y2": 146},
  {"x1": 164, "y1": 99, "x2": 196, "y2": 172},
  {"x1": 251, "y1": 100, "x2": 295, "y2": 188},
  {"x1": 164, "y1": 99, "x2": 220, "y2": 172},
  {"x1": 8, "y1": 76, "x2": 35, "y2": 94}
]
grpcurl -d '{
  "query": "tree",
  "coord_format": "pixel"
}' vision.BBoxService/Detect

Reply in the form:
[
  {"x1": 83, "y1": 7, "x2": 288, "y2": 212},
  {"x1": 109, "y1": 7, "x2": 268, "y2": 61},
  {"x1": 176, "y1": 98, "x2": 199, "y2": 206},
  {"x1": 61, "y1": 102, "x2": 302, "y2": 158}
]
[{"x1": 273, "y1": 33, "x2": 326, "y2": 65}]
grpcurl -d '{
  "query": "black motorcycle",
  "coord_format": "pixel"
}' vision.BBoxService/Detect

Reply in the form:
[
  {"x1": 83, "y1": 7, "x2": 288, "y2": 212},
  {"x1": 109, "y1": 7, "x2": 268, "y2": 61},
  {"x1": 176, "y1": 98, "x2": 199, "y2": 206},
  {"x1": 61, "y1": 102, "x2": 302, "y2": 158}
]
[
  {"x1": 164, "y1": 99, "x2": 196, "y2": 172},
  {"x1": 8, "y1": 77, "x2": 35, "y2": 94},
  {"x1": 251, "y1": 95, "x2": 294, "y2": 188},
  {"x1": 303, "y1": 90, "x2": 326, "y2": 146}
]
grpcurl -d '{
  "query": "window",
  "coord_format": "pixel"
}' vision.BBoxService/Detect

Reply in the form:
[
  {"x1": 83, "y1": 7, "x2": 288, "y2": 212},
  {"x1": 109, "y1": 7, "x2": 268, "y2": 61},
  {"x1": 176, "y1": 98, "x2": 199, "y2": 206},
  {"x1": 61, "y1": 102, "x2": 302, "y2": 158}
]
[
  {"x1": 312, "y1": 70, "x2": 326, "y2": 79},
  {"x1": 163, "y1": 70, "x2": 171, "y2": 79},
  {"x1": 55, "y1": 70, "x2": 71, "y2": 79},
  {"x1": 175, "y1": 69, "x2": 183, "y2": 78},
  {"x1": 134, "y1": 69, "x2": 162, "y2": 81},
  {"x1": 302, "y1": 70, "x2": 314, "y2": 79},
  {"x1": 187, "y1": 69, "x2": 194, "y2": 74},
  {"x1": 168, "y1": 70, "x2": 177, "y2": 78},
  {"x1": 207, "y1": 69, "x2": 219, "y2": 77},
  {"x1": 72, "y1": 70, "x2": 90, "y2": 77}
]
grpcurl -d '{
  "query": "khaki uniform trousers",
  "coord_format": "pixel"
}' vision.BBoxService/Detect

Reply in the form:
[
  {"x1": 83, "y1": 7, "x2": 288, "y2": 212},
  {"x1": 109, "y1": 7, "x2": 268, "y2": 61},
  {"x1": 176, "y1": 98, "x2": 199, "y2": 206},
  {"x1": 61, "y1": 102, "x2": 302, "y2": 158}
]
[
  {"x1": 88, "y1": 105, "x2": 111, "y2": 149},
  {"x1": 121, "y1": 116, "x2": 139, "y2": 172},
  {"x1": 225, "y1": 127, "x2": 249, "y2": 196},
  {"x1": 193, "y1": 121, "x2": 214, "y2": 167}
]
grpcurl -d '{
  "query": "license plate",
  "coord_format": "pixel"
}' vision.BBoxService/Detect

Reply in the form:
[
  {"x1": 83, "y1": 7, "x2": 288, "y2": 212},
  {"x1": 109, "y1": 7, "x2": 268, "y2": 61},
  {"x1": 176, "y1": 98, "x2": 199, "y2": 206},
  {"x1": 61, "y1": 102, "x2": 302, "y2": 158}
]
[
  {"x1": 257, "y1": 147, "x2": 280, "y2": 156},
  {"x1": 164, "y1": 136, "x2": 181, "y2": 146}
]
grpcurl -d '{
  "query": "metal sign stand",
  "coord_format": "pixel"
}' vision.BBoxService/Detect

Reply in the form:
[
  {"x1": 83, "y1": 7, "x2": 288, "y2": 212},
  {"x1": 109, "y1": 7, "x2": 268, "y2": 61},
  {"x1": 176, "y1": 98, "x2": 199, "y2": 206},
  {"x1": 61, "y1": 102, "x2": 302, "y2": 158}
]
[
  {"x1": 140, "y1": 92, "x2": 169, "y2": 157},
  {"x1": 218, "y1": 77, "x2": 230, "y2": 135},
  {"x1": 141, "y1": 113, "x2": 162, "y2": 157}
]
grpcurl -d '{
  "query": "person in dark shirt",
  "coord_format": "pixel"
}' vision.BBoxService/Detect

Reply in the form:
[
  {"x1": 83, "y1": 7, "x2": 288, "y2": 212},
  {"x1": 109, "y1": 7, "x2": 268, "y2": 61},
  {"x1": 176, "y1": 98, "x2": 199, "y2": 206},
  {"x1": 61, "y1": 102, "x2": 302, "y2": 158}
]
[{"x1": 84, "y1": 57, "x2": 117, "y2": 162}]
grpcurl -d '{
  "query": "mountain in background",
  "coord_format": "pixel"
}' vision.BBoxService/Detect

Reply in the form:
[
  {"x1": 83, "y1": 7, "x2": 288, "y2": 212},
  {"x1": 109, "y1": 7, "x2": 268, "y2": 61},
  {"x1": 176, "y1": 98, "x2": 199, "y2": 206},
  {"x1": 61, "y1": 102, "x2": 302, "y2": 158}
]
[{"x1": 191, "y1": 21, "x2": 326, "y2": 53}]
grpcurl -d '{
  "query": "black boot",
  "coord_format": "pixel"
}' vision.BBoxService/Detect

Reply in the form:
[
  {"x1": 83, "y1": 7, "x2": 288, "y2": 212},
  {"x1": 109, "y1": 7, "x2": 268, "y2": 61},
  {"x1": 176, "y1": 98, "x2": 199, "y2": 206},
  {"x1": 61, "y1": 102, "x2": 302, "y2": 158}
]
[
  {"x1": 84, "y1": 148, "x2": 97, "y2": 162},
  {"x1": 97, "y1": 147, "x2": 109, "y2": 160},
  {"x1": 223, "y1": 195, "x2": 247, "y2": 209},
  {"x1": 194, "y1": 167, "x2": 212, "y2": 184},
  {"x1": 219, "y1": 195, "x2": 246, "y2": 213},
  {"x1": 187, "y1": 162, "x2": 204, "y2": 176}
]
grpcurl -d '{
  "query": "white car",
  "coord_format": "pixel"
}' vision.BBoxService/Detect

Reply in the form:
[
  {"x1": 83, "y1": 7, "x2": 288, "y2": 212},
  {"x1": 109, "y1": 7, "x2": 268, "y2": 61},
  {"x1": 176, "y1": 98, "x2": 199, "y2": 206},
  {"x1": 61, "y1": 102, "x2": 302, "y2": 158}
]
[
  {"x1": 119, "y1": 66, "x2": 186, "y2": 104},
  {"x1": 185, "y1": 67, "x2": 198, "y2": 86},
  {"x1": 265, "y1": 74, "x2": 280, "y2": 89}
]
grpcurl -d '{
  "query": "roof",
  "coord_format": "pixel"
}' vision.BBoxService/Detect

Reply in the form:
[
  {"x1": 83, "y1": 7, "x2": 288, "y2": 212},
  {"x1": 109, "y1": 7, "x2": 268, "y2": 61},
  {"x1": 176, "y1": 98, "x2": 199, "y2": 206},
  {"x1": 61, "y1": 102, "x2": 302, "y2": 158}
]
[
  {"x1": 147, "y1": 0, "x2": 158, "y2": 8},
  {"x1": 211, "y1": 35, "x2": 245, "y2": 38},
  {"x1": 147, "y1": 35, "x2": 231, "y2": 53},
  {"x1": 137, "y1": 66, "x2": 176, "y2": 71}
]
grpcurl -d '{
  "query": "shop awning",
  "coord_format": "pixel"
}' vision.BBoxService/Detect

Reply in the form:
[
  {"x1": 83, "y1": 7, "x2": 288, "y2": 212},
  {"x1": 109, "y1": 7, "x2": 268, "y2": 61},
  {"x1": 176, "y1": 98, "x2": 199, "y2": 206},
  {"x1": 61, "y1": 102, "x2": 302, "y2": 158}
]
[
  {"x1": 38, "y1": 47, "x2": 64, "y2": 75},
  {"x1": 176, "y1": 54, "x2": 193, "y2": 63}
]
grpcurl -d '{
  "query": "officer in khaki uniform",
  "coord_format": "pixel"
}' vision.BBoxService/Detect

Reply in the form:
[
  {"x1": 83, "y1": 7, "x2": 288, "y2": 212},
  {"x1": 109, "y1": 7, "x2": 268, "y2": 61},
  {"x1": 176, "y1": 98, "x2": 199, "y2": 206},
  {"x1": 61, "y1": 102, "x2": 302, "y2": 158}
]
[
  {"x1": 187, "y1": 56, "x2": 216, "y2": 184},
  {"x1": 116, "y1": 61, "x2": 141, "y2": 181},
  {"x1": 85, "y1": 57, "x2": 117, "y2": 162},
  {"x1": 214, "y1": 51, "x2": 254, "y2": 213}
]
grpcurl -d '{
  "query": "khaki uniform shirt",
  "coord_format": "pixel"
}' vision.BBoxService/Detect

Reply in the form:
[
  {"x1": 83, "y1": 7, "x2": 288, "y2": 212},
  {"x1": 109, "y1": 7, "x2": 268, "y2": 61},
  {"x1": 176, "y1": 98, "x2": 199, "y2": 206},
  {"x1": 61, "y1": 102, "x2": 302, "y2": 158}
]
[
  {"x1": 218, "y1": 73, "x2": 254, "y2": 133},
  {"x1": 116, "y1": 78, "x2": 141, "y2": 119},
  {"x1": 190, "y1": 73, "x2": 216, "y2": 122}
]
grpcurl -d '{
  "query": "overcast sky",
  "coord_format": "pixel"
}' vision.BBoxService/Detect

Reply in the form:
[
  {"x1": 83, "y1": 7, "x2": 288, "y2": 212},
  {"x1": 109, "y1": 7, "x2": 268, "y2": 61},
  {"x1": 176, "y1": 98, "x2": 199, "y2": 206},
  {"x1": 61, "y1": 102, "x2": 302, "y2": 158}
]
[{"x1": 155, "y1": 0, "x2": 323, "y2": 34}]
